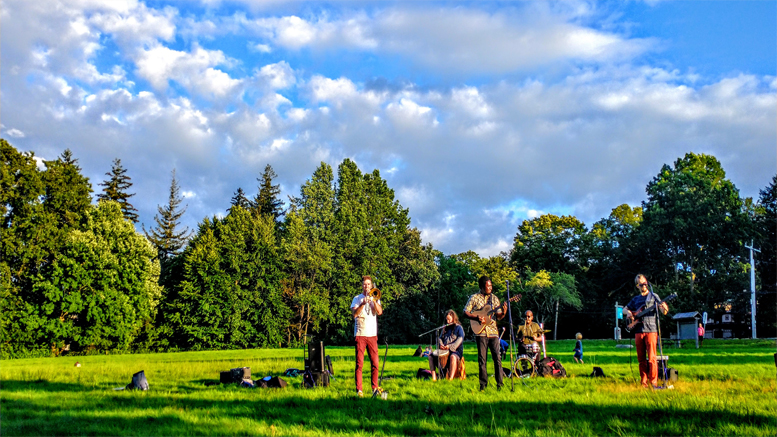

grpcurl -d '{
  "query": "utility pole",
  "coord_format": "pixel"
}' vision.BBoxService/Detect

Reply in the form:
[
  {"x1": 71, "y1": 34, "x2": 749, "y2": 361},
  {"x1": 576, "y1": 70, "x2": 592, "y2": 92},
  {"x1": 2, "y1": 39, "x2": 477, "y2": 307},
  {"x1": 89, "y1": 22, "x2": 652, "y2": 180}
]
[{"x1": 744, "y1": 241, "x2": 760, "y2": 339}]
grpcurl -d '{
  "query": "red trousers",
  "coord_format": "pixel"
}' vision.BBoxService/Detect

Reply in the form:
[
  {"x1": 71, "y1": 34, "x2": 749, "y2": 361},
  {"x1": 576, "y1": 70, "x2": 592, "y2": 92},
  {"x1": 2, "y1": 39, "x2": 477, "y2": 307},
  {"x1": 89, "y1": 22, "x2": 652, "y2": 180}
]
[
  {"x1": 635, "y1": 332, "x2": 658, "y2": 387},
  {"x1": 355, "y1": 336, "x2": 379, "y2": 392}
]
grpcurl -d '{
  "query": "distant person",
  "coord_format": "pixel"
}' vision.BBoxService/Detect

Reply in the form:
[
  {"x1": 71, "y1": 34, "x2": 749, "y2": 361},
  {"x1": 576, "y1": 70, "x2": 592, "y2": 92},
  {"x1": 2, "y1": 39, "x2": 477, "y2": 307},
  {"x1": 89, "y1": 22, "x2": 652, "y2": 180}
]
[
  {"x1": 698, "y1": 323, "x2": 705, "y2": 347},
  {"x1": 428, "y1": 310, "x2": 465, "y2": 381},
  {"x1": 350, "y1": 275, "x2": 383, "y2": 397},
  {"x1": 623, "y1": 274, "x2": 669, "y2": 389},
  {"x1": 421, "y1": 346, "x2": 431, "y2": 358},
  {"x1": 573, "y1": 332, "x2": 584, "y2": 364},
  {"x1": 464, "y1": 275, "x2": 506, "y2": 391}
]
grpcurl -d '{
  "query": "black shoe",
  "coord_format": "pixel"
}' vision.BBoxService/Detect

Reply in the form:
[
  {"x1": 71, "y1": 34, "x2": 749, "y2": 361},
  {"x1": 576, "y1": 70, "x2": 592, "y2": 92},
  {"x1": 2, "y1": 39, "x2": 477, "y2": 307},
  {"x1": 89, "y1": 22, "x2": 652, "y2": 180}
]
[{"x1": 479, "y1": 386, "x2": 486, "y2": 392}]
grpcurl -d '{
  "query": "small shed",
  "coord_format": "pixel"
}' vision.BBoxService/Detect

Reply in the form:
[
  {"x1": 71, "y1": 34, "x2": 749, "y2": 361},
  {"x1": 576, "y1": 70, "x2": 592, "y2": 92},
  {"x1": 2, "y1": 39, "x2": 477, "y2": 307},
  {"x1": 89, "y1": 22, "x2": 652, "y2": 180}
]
[{"x1": 673, "y1": 311, "x2": 700, "y2": 348}]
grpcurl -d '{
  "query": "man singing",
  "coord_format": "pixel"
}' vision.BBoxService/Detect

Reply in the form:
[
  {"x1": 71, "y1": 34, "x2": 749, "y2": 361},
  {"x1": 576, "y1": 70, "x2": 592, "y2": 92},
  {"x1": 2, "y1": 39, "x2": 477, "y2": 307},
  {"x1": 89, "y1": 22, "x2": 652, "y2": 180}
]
[
  {"x1": 464, "y1": 275, "x2": 506, "y2": 391},
  {"x1": 623, "y1": 274, "x2": 668, "y2": 388},
  {"x1": 350, "y1": 275, "x2": 383, "y2": 397}
]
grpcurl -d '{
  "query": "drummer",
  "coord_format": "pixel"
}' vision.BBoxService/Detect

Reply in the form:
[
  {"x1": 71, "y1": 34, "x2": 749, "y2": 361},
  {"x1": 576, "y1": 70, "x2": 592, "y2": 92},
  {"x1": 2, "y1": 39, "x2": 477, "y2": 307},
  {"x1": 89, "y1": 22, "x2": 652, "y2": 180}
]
[
  {"x1": 428, "y1": 310, "x2": 465, "y2": 381},
  {"x1": 516, "y1": 310, "x2": 543, "y2": 355}
]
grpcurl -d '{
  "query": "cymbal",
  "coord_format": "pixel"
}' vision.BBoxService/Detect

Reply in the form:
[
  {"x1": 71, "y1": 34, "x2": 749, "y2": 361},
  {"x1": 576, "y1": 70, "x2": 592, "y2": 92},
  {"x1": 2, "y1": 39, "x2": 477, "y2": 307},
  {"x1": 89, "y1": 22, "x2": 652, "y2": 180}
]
[{"x1": 540, "y1": 329, "x2": 552, "y2": 333}]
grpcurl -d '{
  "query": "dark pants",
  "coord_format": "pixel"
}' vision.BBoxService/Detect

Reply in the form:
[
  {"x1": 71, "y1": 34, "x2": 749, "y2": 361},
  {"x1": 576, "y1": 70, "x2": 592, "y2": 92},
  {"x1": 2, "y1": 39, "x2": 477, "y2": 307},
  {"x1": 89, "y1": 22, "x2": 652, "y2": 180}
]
[
  {"x1": 475, "y1": 336, "x2": 503, "y2": 390},
  {"x1": 355, "y1": 336, "x2": 379, "y2": 392}
]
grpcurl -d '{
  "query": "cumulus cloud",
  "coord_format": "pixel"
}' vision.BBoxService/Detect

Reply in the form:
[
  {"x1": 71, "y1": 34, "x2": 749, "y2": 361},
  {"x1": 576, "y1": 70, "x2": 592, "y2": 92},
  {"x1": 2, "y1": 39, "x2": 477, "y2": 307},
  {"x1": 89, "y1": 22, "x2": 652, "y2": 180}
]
[
  {"x1": 135, "y1": 44, "x2": 241, "y2": 97},
  {"x1": 257, "y1": 61, "x2": 295, "y2": 89},
  {"x1": 2, "y1": 0, "x2": 773, "y2": 258}
]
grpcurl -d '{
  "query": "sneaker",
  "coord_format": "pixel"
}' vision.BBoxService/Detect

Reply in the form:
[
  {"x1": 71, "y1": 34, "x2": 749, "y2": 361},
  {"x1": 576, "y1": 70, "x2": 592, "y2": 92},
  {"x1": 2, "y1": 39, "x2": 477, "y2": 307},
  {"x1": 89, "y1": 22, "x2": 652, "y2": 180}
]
[
  {"x1": 357, "y1": 390, "x2": 363, "y2": 397},
  {"x1": 372, "y1": 387, "x2": 382, "y2": 397}
]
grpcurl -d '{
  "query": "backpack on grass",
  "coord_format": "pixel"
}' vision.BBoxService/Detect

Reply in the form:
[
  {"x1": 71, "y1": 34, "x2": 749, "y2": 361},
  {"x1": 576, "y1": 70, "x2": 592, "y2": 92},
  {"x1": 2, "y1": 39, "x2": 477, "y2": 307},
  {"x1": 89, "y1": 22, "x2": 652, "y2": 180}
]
[{"x1": 537, "y1": 357, "x2": 566, "y2": 378}]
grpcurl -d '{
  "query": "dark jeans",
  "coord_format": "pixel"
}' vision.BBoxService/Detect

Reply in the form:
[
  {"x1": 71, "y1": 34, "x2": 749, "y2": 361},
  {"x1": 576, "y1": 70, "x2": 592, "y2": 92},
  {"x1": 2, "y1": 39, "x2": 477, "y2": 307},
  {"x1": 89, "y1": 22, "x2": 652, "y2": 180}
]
[{"x1": 475, "y1": 335, "x2": 503, "y2": 389}]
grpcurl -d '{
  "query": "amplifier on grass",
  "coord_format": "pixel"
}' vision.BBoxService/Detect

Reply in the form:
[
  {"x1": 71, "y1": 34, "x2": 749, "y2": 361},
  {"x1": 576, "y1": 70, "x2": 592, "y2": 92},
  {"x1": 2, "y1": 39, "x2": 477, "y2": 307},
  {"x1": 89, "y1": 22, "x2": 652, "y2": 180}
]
[{"x1": 220, "y1": 367, "x2": 251, "y2": 384}]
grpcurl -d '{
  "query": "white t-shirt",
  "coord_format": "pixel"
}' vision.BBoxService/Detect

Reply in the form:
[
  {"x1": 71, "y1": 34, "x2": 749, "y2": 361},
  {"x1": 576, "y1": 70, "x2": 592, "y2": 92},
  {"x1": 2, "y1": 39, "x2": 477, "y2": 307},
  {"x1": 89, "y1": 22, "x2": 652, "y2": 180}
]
[{"x1": 350, "y1": 294, "x2": 380, "y2": 337}]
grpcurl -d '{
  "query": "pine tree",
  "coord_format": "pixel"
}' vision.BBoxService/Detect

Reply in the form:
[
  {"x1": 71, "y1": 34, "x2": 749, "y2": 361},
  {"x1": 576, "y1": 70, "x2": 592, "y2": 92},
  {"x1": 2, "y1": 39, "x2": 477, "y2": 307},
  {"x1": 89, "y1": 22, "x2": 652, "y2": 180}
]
[
  {"x1": 97, "y1": 158, "x2": 139, "y2": 223},
  {"x1": 143, "y1": 169, "x2": 192, "y2": 261},
  {"x1": 252, "y1": 164, "x2": 284, "y2": 221},
  {"x1": 230, "y1": 187, "x2": 251, "y2": 210}
]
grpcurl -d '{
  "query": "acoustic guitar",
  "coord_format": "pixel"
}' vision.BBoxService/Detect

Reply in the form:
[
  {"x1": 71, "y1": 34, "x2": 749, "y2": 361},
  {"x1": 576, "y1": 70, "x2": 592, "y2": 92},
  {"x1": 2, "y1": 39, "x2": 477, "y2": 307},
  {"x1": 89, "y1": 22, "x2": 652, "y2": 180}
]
[
  {"x1": 469, "y1": 294, "x2": 522, "y2": 335},
  {"x1": 625, "y1": 293, "x2": 677, "y2": 332}
]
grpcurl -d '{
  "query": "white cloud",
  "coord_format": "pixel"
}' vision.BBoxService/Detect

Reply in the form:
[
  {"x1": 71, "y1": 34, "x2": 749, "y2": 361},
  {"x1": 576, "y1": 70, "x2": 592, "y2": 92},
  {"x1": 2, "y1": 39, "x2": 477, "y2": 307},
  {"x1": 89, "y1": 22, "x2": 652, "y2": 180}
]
[
  {"x1": 309, "y1": 76, "x2": 358, "y2": 102},
  {"x1": 250, "y1": 13, "x2": 376, "y2": 50},
  {"x1": 258, "y1": 61, "x2": 295, "y2": 89},
  {"x1": 181, "y1": 190, "x2": 196, "y2": 198},
  {"x1": 1, "y1": 1, "x2": 773, "y2": 257},
  {"x1": 89, "y1": 2, "x2": 177, "y2": 46},
  {"x1": 135, "y1": 44, "x2": 241, "y2": 97},
  {"x1": 250, "y1": 42, "x2": 272, "y2": 53},
  {"x1": 6, "y1": 128, "x2": 26, "y2": 138}
]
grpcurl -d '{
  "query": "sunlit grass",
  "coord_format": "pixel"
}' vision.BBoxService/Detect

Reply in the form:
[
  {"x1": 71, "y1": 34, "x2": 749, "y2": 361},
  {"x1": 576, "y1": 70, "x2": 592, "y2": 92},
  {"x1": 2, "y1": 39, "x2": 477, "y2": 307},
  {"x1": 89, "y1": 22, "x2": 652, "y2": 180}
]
[{"x1": 2, "y1": 339, "x2": 775, "y2": 436}]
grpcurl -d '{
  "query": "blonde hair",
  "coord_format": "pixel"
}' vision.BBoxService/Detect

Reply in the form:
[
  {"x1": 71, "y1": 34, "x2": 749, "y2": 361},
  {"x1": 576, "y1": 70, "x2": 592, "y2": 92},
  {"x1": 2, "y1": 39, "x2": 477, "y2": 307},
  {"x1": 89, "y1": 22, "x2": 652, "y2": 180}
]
[{"x1": 575, "y1": 332, "x2": 582, "y2": 340}]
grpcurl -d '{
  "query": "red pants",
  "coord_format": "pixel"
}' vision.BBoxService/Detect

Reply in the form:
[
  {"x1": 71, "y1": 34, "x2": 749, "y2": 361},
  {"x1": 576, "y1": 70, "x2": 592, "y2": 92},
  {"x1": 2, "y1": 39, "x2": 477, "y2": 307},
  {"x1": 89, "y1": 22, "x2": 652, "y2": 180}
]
[
  {"x1": 635, "y1": 332, "x2": 658, "y2": 387},
  {"x1": 355, "y1": 336, "x2": 379, "y2": 392}
]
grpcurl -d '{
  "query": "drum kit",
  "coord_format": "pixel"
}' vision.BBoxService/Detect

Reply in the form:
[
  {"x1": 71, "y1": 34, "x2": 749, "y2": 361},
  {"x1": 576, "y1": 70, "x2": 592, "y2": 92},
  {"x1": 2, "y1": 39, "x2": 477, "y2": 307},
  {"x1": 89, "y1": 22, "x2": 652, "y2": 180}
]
[{"x1": 512, "y1": 329, "x2": 552, "y2": 379}]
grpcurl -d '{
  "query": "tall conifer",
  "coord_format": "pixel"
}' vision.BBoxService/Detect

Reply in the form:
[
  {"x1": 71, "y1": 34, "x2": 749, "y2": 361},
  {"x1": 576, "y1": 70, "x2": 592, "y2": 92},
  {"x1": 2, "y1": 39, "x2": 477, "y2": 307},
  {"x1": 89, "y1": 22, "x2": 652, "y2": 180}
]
[
  {"x1": 97, "y1": 158, "x2": 139, "y2": 223},
  {"x1": 253, "y1": 164, "x2": 284, "y2": 221},
  {"x1": 144, "y1": 169, "x2": 192, "y2": 261},
  {"x1": 230, "y1": 187, "x2": 251, "y2": 210}
]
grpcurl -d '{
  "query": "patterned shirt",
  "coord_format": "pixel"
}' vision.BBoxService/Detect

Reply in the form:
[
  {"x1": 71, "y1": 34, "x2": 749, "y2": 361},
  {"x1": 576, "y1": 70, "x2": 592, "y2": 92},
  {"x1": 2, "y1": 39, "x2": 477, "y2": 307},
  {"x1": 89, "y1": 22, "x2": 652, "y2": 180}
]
[{"x1": 464, "y1": 292, "x2": 501, "y2": 337}]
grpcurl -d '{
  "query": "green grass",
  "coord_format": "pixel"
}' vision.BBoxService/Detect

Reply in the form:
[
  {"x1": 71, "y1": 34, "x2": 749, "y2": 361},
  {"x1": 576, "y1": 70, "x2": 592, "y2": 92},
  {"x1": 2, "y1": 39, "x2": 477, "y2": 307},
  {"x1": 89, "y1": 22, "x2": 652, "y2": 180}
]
[{"x1": 2, "y1": 339, "x2": 775, "y2": 436}]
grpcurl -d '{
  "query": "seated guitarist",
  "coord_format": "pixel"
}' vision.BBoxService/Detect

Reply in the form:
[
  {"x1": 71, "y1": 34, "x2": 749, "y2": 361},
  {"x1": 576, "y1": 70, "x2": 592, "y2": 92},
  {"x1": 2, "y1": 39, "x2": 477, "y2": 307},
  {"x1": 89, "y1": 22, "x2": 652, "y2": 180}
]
[
  {"x1": 623, "y1": 274, "x2": 668, "y2": 389},
  {"x1": 516, "y1": 310, "x2": 543, "y2": 355},
  {"x1": 463, "y1": 276, "x2": 505, "y2": 391},
  {"x1": 428, "y1": 310, "x2": 465, "y2": 381}
]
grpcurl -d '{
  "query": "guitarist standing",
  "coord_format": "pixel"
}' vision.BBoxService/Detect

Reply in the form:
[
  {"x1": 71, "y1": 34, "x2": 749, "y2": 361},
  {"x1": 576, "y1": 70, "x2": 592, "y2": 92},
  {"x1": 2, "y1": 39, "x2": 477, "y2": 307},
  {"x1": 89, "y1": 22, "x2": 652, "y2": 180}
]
[
  {"x1": 464, "y1": 276, "x2": 505, "y2": 391},
  {"x1": 623, "y1": 274, "x2": 669, "y2": 388}
]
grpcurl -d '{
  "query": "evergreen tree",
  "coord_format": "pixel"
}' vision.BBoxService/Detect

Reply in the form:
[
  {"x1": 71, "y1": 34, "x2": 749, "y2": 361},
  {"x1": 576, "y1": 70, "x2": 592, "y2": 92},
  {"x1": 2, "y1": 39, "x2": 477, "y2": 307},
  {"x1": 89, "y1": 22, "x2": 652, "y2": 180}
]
[
  {"x1": 230, "y1": 187, "x2": 251, "y2": 210},
  {"x1": 253, "y1": 164, "x2": 284, "y2": 221},
  {"x1": 97, "y1": 158, "x2": 139, "y2": 223},
  {"x1": 42, "y1": 149, "x2": 93, "y2": 229},
  {"x1": 144, "y1": 169, "x2": 192, "y2": 261}
]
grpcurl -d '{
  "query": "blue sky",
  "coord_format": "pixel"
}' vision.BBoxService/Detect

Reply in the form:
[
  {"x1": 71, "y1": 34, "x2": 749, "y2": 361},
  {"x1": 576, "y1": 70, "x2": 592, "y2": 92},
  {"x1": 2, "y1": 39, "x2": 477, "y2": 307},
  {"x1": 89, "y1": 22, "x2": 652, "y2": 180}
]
[{"x1": 2, "y1": 0, "x2": 775, "y2": 256}]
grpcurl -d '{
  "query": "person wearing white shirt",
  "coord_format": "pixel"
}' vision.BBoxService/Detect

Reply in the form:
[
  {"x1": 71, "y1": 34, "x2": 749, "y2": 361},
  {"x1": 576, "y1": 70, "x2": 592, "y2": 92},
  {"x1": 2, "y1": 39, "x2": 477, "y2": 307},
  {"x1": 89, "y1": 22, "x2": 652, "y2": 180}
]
[{"x1": 350, "y1": 275, "x2": 383, "y2": 397}]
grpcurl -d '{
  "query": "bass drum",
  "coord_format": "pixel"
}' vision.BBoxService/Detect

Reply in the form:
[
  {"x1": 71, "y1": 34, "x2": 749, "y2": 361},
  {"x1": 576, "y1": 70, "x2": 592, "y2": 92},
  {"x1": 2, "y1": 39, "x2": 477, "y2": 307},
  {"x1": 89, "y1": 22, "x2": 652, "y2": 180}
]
[{"x1": 513, "y1": 354, "x2": 536, "y2": 379}]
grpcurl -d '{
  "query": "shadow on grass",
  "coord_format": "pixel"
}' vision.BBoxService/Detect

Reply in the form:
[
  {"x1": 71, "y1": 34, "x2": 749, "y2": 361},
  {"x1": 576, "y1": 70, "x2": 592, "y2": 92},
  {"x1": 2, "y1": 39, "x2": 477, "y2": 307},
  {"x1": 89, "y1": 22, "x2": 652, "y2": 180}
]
[{"x1": 2, "y1": 379, "x2": 774, "y2": 436}]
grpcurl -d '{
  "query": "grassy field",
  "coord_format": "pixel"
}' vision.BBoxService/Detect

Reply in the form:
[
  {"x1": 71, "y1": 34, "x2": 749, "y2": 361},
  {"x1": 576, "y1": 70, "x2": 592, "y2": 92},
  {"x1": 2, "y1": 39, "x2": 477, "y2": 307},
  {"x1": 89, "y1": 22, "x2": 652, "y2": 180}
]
[{"x1": 2, "y1": 339, "x2": 775, "y2": 436}]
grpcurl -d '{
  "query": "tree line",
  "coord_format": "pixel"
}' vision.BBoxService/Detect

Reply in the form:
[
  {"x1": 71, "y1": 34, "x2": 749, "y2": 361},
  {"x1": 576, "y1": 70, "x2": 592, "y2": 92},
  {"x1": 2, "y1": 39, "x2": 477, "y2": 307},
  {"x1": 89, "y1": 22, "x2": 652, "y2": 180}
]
[{"x1": 2, "y1": 138, "x2": 774, "y2": 357}]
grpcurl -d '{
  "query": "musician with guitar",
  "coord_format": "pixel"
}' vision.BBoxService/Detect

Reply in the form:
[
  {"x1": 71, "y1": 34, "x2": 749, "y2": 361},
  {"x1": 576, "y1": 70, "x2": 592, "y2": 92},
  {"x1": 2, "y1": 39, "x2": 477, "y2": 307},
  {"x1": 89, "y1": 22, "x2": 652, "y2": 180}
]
[
  {"x1": 464, "y1": 276, "x2": 508, "y2": 391},
  {"x1": 623, "y1": 274, "x2": 669, "y2": 389}
]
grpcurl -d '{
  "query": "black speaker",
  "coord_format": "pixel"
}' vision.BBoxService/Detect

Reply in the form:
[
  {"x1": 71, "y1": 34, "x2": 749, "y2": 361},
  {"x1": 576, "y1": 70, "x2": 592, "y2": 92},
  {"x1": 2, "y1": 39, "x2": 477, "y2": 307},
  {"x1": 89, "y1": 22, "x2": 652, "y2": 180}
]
[
  {"x1": 307, "y1": 342, "x2": 325, "y2": 373},
  {"x1": 660, "y1": 367, "x2": 678, "y2": 383},
  {"x1": 220, "y1": 367, "x2": 251, "y2": 383},
  {"x1": 326, "y1": 355, "x2": 334, "y2": 375},
  {"x1": 313, "y1": 371, "x2": 330, "y2": 387}
]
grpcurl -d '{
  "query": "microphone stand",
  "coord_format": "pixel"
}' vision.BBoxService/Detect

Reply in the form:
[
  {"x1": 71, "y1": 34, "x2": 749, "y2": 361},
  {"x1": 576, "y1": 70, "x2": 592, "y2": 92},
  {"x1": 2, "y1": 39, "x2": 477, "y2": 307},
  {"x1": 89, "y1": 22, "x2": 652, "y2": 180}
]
[
  {"x1": 649, "y1": 283, "x2": 669, "y2": 389},
  {"x1": 506, "y1": 280, "x2": 517, "y2": 392}
]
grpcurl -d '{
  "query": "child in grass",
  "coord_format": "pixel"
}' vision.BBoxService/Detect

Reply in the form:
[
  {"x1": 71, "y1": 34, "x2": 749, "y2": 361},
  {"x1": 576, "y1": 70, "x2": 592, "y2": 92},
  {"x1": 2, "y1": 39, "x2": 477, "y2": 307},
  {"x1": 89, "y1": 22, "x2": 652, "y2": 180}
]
[{"x1": 573, "y1": 333, "x2": 584, "y2": 364}]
